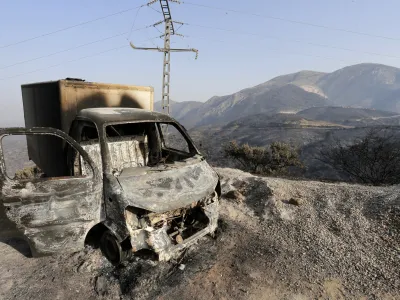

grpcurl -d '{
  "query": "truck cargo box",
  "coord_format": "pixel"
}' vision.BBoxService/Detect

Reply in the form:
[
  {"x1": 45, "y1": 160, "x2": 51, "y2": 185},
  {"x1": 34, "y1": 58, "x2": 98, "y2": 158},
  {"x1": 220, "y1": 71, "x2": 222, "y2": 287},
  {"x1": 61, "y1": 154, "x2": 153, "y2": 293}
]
[{"x1": 21, "y1": 79, "x2": 154, "y2": 176}]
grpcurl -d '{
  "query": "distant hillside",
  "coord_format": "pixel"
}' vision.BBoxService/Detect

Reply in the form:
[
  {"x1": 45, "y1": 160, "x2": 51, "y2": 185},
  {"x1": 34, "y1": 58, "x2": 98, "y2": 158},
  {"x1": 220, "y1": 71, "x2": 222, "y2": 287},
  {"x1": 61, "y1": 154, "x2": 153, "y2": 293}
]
[
  {"x1": 227, "y1": 112, "x2": 347, "y2": 129},
  {"x1": 190, "y1": 112, "x2": 349, "y2": 154},
  {"x1": 252, "y1": 70, "x2": 327, "y2": 97},
  {"x1": 317, "y1": 63, "x2": 400, "y2": 111},
  {"x1": 154, "y1": 100, "x2": 202, "y2": 124},
  {"x1": 179, "y1": 83, "x2": 329, "y2": 128},
  {"x1": 170, "y1": 63, "x2": 400, "y2": 128},
  {"x1": 188, "y1": 113, "x2": 400, "y2": 181},
  {"x1": 296, "y1": 107, "x2": 398, "y2": 124}
]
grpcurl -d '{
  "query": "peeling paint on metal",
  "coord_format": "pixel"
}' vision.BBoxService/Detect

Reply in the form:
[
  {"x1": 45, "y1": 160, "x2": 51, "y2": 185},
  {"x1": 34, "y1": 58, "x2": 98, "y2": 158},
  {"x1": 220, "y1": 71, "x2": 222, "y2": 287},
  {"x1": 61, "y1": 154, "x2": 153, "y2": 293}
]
[{"x1": 0, "y1": 128, "x2": 102, "y2": 257}]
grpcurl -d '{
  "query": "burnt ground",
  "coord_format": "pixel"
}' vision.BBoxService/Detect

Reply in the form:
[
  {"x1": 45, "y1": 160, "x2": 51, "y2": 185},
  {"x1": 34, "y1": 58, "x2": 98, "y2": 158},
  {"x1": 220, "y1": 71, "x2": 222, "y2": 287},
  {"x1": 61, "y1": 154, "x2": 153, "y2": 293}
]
[{"x1": 0, "y1": 168, "x2": 399, "y2": 300}]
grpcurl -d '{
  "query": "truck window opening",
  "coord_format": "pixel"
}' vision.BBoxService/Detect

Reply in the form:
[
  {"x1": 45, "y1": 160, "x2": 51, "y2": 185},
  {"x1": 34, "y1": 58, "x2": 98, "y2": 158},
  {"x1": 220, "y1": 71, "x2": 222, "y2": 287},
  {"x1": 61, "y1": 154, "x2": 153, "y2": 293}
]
[
  {"x1": 81, "y1": 126, "x2": 99, "y2": 142},
  {"x1": 1, "y1": 134, "x2": 91, "y2": 180},
  {"x1": 104, "y1": 122, "x2": 197, "y2": 173}
]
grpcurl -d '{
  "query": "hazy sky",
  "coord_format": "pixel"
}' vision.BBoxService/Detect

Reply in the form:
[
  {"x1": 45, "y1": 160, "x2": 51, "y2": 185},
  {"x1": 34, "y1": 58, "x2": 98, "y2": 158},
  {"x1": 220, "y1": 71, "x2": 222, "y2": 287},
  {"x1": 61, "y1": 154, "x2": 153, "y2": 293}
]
[{"x1": 1, "y1": 0, "x2": 400, "y2": 126}]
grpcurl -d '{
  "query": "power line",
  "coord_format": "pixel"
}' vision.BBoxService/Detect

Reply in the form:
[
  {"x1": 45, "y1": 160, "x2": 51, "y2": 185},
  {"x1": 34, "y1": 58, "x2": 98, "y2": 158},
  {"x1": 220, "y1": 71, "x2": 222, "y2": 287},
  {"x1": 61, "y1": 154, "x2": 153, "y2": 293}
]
[
  {"x1": 0, "y1": 46, "x2": 127, "y2": 81},
  {"x1": 127, "y1": 7, "x2": 144, "y2": 40},
  {"x1": 147, "y1": 5, "x2": 162, "y2": 14},
  {"x1": 0, "y1": 4, "x2": 147, "y2": 50},
  {"x1": 0, "y1": 34, "x2": 371, "y2": 84},
  {"x1": 182, "y1": 1, "x2": 400, "y2": 42},
  {"x1": 1, "y1": 26, "x2": 149, "y2": 71},
  {"x1": 169, "y1": 32, "x2": 325, "y2": 56},
  {"x1": 0, "y1": 37, "x2": 159, "y2": 81},
  {"x1": 1, "y1": 34, "x2": 360, "y2": 83},
  {"x1": 145, "y1": 27, "x2": 160, "y2": 48},
  {"x1": 183, "y1": 34, "x2": 350, "y2": 63},
  {"x1": 183, "y1": 22, "x2": 400, "y2": 60},
  {"x1": 2, "y1": 23, "x2": 395, "y2": 81}
]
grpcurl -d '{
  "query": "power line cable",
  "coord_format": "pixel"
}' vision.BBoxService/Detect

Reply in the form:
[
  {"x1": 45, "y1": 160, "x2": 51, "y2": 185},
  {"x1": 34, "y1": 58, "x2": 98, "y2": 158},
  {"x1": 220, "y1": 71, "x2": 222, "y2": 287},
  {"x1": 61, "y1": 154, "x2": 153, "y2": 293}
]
[
  {"x1": 153, "y1": 25, "x2": 164, "y2": 35},
  {"x1": 3, "y1": 26, "x2": 392, "y2": 81},
  {"x1": 0, "y1": 46, "x2": 128, "y2": 81},
  {"x1": 127, "y1": 7, "x2": 143, "y2": 40},
  {"x1": 184, "y1": 22, "x2": 400, "y2": 60},
  {"x1": 147, "y1": 5, "x2": 162, "y2": 14},
  {"x1": 184, "y1": 34, "x2": 349, "y2": 63},
  {"x1": 182, "y1": 1, "x2": 400, "y2": 42},
  {"x1": 0, "y1": 4, "x2": 147, "y2": 49},
  {"x1": 174, "y1": 23, "x2": 184, "y2": 33},
  {"x1": 0, "y1": 37, "x2": 159, "y2": 81},
  {"x1": 0, "y1": 32, "x2": 366, "y2": 83},
  {"x1": 1, "y1": 26, "x2": 149, "y2": 71},
  {"x1": 145, "y1": 27, "x2": 160, "y2": 47}
]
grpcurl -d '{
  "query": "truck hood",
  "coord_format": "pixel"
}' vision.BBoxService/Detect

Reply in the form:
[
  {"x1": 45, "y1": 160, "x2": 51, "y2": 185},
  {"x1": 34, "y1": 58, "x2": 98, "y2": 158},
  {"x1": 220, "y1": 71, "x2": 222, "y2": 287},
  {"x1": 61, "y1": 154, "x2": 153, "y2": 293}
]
[{"x1": 117, "y1": 160, "x2": 219, "y2": 213}]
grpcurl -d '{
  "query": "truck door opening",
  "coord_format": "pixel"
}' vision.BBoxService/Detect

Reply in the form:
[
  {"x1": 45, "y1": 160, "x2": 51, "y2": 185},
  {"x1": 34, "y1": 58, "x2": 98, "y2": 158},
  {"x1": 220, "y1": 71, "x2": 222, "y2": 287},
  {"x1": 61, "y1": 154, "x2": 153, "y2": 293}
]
[{"x1": 0, "y1": 129, "x2": 102, "y2": 256}]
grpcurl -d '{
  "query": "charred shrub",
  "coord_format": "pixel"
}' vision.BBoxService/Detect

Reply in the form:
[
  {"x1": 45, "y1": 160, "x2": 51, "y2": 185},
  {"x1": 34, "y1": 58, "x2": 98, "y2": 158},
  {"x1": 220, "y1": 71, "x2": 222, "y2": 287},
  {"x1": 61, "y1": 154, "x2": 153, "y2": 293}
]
[
  {"x1": 223, "y1": 140, "x2": 303, "y2": 175},
  {"x1": 317, "y1": 127, "x2": 400, "y2": 185}
]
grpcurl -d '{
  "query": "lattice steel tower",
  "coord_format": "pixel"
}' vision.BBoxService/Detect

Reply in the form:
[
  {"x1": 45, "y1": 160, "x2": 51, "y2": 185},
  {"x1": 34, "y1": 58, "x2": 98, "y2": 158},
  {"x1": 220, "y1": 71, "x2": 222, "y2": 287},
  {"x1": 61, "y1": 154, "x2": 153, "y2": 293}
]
[{"x1": 130, "y1": 0, "x2": 198, "y2": 115}]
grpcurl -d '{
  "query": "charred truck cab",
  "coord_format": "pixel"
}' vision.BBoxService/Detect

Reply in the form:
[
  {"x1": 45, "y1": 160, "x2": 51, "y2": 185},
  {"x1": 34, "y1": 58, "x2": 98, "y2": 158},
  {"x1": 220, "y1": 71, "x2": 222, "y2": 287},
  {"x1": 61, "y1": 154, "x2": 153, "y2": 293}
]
[{"x1": 0, "y1": 80, "x2": 220, "y2": 265}]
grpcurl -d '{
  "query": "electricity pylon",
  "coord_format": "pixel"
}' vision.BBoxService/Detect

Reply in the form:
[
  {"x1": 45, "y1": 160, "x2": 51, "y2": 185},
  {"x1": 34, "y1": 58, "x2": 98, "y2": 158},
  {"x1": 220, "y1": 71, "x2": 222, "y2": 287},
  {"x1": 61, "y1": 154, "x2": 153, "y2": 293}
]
[{"x1": 130, "y1": 0, "x2": 198, "y2": 115}]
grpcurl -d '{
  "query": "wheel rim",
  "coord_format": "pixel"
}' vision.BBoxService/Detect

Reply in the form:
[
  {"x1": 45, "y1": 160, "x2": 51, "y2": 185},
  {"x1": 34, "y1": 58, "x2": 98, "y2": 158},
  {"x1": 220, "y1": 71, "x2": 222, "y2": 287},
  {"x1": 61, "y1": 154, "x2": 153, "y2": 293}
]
[{"x1": 101, "y1": 232, "x2": 122, "y2": 265}]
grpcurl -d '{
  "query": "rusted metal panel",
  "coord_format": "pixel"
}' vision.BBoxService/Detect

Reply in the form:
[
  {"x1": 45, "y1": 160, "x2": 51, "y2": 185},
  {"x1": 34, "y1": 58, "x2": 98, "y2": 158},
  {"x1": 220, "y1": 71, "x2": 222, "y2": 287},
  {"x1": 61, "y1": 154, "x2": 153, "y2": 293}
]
[
  {"x1": 1, "y1": 178, "x2": 102, "y2": 256},
  {"x1": 63, "y1": 80, "x2": 154, "y2": 134},
  {"x1": 0, "y1": 127, "x2": 102, "y2": 256},
  {"x1": 21, "y1": 82, "x2": 63, "y2": 176}
]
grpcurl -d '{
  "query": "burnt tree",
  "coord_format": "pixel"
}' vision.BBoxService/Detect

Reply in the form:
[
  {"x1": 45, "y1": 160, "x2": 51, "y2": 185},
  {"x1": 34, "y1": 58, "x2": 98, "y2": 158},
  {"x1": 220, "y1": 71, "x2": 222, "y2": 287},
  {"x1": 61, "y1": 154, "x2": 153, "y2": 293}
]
[{"x1": 318, "y1": 127, "x2": 400, "y2": 185}]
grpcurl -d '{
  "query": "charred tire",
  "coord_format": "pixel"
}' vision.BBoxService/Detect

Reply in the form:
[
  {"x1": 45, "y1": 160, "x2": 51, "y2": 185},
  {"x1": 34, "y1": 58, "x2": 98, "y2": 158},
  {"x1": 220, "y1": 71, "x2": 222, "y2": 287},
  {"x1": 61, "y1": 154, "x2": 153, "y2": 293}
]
[{"x1": 100, "y1": 231, "x2": 128, "y2": 265}]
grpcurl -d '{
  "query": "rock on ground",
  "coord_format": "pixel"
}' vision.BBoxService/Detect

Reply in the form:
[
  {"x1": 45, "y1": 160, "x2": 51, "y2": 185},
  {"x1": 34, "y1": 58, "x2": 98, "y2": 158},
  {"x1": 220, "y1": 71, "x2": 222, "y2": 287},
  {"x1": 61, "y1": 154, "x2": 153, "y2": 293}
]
[{"x1": 0, "y1": 167, "x2": 399, "y2": 299}]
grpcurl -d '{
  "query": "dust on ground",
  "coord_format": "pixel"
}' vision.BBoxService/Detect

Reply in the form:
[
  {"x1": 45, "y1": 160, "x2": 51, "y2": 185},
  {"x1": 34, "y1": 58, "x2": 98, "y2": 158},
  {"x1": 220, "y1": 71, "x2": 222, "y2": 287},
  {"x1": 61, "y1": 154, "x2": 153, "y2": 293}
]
[{"x1": 0, "y1": 168, "x2": 399, "y2": 300}]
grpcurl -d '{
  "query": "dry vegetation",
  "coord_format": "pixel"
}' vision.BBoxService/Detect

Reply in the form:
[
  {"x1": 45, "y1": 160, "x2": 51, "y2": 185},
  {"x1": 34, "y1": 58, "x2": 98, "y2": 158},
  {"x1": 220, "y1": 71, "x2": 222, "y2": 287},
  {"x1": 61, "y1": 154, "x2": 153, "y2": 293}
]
[
  {"x1": 318, "y1": 128, "x2": 400, "y2": 185},
  {"x1": 223, "y1": 140, "x2": 303, "y2": 175}
]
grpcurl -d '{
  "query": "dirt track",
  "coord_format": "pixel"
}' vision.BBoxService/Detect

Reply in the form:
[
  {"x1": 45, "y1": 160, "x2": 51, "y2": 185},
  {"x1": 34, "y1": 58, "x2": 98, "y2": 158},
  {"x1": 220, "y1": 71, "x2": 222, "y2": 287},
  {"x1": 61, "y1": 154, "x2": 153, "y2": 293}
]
[{"x1": 0, "y1": 168, "x2": 399, "y2": 299}]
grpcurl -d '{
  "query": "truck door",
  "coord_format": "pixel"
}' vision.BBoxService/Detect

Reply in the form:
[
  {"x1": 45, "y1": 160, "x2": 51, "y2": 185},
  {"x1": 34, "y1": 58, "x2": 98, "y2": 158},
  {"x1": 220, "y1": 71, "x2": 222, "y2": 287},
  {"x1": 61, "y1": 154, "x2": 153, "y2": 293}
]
[{"x1": 0, "y1": 128, "x2": 102, "y2": 257}]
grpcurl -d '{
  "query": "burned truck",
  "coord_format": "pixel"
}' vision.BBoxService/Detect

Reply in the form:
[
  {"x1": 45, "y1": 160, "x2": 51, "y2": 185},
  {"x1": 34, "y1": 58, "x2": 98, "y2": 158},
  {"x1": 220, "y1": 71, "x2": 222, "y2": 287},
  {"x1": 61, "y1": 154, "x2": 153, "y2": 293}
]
[{"x1": 0, "y1": 79, "x2": 220, "y2": 264}]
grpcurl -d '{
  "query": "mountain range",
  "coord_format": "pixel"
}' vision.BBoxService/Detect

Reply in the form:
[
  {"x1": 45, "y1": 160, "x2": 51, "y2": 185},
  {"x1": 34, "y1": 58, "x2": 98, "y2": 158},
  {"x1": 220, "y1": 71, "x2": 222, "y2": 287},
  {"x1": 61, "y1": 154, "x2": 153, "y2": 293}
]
[
  {"x1": 153, "y1": 63, "x2": 400, "y2": 181},
  {"x1": 156, "y1": 63, "x2": 400, "y2": 128}
]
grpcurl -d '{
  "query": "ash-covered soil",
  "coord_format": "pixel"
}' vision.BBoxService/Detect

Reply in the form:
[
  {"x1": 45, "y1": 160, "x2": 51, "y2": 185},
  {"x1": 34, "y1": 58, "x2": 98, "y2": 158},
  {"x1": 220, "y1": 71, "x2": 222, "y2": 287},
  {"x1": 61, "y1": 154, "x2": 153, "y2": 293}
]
[{"x1": 0, "y1": 168, "x2": 399, "y2": 299}]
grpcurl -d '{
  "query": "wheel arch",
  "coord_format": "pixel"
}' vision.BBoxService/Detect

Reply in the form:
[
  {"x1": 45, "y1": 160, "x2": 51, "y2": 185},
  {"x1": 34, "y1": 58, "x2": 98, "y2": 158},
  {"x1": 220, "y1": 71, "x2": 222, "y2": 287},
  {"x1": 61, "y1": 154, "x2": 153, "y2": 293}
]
[{"x1": 84, "y1": 222, "x2": 118, "y2": 248}]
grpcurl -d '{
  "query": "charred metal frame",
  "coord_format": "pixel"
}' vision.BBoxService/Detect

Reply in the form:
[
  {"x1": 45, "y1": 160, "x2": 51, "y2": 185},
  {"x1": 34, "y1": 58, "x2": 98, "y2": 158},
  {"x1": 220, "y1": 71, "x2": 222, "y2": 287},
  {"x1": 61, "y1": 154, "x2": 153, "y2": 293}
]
[
  {"x1": 0, "y1": 109, "x2": 220, "y2": 260},
  {"x1": 0, "y1": 127, "x2": 103, "y2": 256}
]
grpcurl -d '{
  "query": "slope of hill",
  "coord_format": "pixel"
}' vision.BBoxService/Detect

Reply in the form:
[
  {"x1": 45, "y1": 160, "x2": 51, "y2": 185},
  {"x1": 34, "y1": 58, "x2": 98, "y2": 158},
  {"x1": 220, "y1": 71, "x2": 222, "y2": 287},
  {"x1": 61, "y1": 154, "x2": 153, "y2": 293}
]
[
  {"x1": 180, "y1": 84, "x2": 329, "y2": 128},
  {"x1": 228, "y1": 112, "x2": 349, "y2": 128},
  {"x1": 252, "y1": 70, "x2": 327, "y2": 97},
  {"x1": 188, "y1": 109, "x2": 400, "y2": 181},
  {"x1": 317, "y1": 63, "x2": 400, "y2": 111},
  {"x1": 154, "y1": 100, "x2": 202, "y2": 122},
  {"x1": 169, "y1": 63, "x2": 400, "y2": 128},
  {"x1": 296, "y1": 106, "x2": 398, "y2": 124}
]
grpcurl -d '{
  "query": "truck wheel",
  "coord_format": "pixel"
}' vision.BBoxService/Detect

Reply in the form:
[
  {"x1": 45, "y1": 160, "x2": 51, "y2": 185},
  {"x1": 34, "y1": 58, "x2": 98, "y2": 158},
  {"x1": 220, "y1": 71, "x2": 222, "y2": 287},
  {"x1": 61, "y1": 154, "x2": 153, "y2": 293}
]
[{"x1": 100, "y1": 231, "x2": 127, "y2": 265}]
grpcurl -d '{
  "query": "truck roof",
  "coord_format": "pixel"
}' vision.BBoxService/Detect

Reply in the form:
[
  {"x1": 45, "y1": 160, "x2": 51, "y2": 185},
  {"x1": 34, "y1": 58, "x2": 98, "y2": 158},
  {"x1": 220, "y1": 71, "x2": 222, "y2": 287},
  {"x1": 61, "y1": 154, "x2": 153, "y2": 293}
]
[
  {"x1": 76, "y1": 107, "x2": 175, "y2": 125},
  {"x1": 21, "y1": 79, "x2": 154, "y2": 93}
]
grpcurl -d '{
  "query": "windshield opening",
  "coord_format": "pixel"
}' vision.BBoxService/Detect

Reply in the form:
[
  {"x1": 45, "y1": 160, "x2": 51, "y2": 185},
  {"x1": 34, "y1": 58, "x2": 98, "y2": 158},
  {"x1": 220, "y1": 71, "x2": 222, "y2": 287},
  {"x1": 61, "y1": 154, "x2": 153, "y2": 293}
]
[{"x1": 105, "y1": 122, "x2": 198, "y2": 173}]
